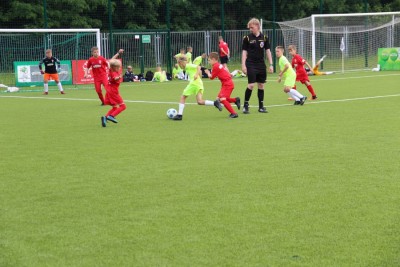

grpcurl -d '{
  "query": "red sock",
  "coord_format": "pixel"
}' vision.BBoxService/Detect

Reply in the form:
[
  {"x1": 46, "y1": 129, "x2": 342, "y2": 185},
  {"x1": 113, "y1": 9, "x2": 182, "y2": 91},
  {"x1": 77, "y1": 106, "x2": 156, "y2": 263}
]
[
  {"x1": 227, "y1": 97, "x2": 236, "y2": 103},
  {"x1": 111, "y1": 104, "x2": 126, "y2": 117},
  {"x1": 106, "y1": 107, "x2": 117, "y2": 116},
  {"x1": 221, "y1": 100, "x2": 236, "y2": 114},
  {"x1": 306, "y1": 84, "x2": 316, "y2": 97},
  {"x1": 97, "y1": 92, "x2": 105, "y2": 104}
]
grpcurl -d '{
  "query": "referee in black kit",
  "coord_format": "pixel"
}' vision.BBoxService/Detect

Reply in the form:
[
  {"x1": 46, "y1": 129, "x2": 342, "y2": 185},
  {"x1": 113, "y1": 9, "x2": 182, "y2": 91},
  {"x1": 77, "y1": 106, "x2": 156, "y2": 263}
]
[{"x1": 241, "y1": 18, "x2": 274, "y2": 114}]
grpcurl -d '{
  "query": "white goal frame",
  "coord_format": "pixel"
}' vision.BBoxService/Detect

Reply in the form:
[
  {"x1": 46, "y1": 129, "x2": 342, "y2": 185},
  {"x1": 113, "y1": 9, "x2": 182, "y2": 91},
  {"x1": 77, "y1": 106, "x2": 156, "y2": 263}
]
[
  {"x1": 311, "y1": 12, "x2": 400, "y2": 67},
  {"x1": 0, "y1": 28, "x2": 101, "y2": 54}
]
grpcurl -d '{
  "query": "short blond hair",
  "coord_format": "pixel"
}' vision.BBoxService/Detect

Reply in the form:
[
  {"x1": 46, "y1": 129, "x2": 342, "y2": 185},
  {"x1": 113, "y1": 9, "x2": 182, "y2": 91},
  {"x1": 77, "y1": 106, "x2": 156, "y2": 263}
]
[
  {"x1": 109, "y1": 59, "x2": 121, "y2": 67},
  {"x1": 45, "y1": 49, "x2": 52, "y2": 53},
  {"x1": 288, "y1": 45, "x2": 297, "y2": 51},
  {"x1": 247, "y1": 18, "x2": 260, "y2": 28},
  {"x1": 91, "y1": 46, "x2": 99, "y2": 52}
]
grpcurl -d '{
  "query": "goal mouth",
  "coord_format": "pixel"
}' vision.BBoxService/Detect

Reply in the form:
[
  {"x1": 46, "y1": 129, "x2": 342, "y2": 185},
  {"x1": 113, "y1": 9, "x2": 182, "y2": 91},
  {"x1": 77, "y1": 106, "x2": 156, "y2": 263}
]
[{"x1": 277, "y1": 12, "x2": 400, "y2": 72}]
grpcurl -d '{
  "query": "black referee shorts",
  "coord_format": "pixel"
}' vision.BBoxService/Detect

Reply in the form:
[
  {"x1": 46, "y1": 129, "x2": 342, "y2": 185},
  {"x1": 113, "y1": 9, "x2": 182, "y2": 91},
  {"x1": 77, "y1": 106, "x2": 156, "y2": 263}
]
[
  {"x1": 246, "y1": 62, "x2": 266, "y2": 84},
  {"x1": 220, "y1": 56, "x2": 229, "y2": 64}
]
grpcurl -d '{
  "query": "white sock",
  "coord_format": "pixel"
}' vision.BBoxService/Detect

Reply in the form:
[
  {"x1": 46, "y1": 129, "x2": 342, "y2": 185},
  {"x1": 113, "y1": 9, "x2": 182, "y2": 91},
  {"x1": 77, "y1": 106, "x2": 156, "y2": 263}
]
[
  {"x1": 290, "y1": 89, "x2": 303, "y2": 99},
  {"x1": 57, "y1": 83, "x2": 63, "y2": 92},
  {"x1": 178, "y1": 103, "x2": 185, "y2": 115},
  {"x1": 44, "y1": 83, "x2": 48, "y2": 92},
  {"x1": 205, "y1": 100, "x2": 214, "y2": 106},
  {"x1": 231, "y1": 70, "x2": 238, "y2": 76},
  {"x1": 288, "y1": 92, "x2": 300, "y2": 101}
]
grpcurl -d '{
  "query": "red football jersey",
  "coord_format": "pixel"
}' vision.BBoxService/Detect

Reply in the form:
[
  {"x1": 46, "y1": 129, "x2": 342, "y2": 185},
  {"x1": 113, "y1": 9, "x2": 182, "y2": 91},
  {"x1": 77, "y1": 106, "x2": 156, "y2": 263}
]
[
  {"x1": 211, "y1": 63, "x2": 233, "y2": 87},
  {"x1": 291, "y1": 54, "x2": 308, "y2": 76},
  {"x1": 108, "y1": 70, "x2": 122, "y2": 91},
  {"x1": 219, "y1": 41, "x2": 229, "y2": 57},
  {"x1": 86, "y1": 56, "x2": 109, "y2": 80}
]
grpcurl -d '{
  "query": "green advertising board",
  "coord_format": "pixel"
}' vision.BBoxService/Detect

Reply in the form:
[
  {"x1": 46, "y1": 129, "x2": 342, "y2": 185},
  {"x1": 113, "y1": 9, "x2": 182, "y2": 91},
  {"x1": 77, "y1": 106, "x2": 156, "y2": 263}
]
[
  {"x1": 14, "y1": 60, "x2": 72, "y2": 87},
  {"x1": 142, "y1": 35, "x2": 151, "y2": 44},
  {"x1": 378, "y1": 48, "x2": 400, "y2": 71}
]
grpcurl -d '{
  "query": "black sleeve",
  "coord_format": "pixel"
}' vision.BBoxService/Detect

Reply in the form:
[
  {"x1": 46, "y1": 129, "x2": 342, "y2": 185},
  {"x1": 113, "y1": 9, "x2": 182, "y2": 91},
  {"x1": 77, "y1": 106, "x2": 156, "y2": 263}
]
[
  {"x1": 54, "y1": 57, "x2": 61, "y2": 68},
  {"x1": 38, "y1": 58, "x2": 45, "y2": 70},
  {"x1": 242, "y1": 35, "x2": 249, "y2": 51},
  {"x1": 264, "y1": 35, "x2": 271, "y2": 50}
]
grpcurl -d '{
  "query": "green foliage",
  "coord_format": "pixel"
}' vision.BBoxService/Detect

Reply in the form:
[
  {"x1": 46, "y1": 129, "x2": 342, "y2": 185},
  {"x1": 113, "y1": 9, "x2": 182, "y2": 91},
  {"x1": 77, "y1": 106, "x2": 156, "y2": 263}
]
[{"x1": 0, "y1": 0, "x2": 399, "y2": 30}]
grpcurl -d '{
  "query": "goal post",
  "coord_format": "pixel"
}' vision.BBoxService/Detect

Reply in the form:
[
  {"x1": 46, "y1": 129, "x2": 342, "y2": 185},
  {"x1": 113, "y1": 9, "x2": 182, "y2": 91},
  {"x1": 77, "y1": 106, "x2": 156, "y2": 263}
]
[
  {"x1": 278, "y1": 12, "x2": 400, "y2": 73},
  {"x1": 0, "y1": 28, "x2": 101, "y2": 89}
]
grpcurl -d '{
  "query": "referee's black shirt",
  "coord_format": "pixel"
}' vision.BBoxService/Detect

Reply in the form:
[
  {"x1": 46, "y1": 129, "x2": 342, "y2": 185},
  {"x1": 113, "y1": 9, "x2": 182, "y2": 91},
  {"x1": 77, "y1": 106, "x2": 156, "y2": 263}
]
[{"x1": 242, "y1": 33, "x2": 271, "y2": 64}]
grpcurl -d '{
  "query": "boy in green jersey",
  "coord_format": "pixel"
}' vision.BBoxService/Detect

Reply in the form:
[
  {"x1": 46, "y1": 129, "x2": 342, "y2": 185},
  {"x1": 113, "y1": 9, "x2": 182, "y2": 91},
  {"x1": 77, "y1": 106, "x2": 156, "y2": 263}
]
[
  {"x1": 276, "y1": 46, "x2": 307, "y2": 105},
  {"x1": 186, "y1": 46, "x2": 193, "y2": 64},
  {"x1": 172, "y1": 64, "x2": 184, "y2": 79},
  {"x1": 193, "y1": 53, "x2": 206, "y2": 66},
  {"x1": 174, "y1": 48, "x2": 186, "y2": 61},
  {"x1": 152, "y1": 66, "x2": 167, "y2": 82},
  {"x1": 172, "y1": 56, "x2": 222, "y2": 121}
]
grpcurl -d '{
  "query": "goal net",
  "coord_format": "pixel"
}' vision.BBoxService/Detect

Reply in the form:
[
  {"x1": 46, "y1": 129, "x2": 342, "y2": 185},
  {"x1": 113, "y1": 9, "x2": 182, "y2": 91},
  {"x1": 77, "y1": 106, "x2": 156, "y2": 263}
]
[
  {"x1": 0, "y1": 29, "x2": 100, "y2": 90},
  {"x1": 277, "y1": 12, "x2": 400, "y2": 73}
]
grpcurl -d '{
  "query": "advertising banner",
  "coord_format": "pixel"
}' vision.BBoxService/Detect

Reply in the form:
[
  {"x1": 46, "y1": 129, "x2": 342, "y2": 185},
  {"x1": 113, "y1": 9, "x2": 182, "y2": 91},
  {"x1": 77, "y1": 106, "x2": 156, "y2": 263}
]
[
  {"x1": 71, "y1": 60, "x2": 94, "y2": 85},
  {"x1": 14, "y1": 60, "x2": 72, "y2": 87},
  {"x1": 14, "y1": 61, "x2": 72, "y2": 87},
  {"x1": 378, "y1": 48, "x2": 400, "y2": 71}
]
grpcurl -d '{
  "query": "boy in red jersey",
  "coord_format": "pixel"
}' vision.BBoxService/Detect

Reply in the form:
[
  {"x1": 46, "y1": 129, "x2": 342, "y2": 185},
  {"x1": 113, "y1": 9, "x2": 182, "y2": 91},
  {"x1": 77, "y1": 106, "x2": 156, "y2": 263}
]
[
  {"x1": 204, "y1": 52, "x2": 240, "y2": 118},
  {"x1": 85, "y1": 47, "x2": 123, "y2": 105},
  {"x1": 288, "y1": 45, "x2": 317, "y2": 100},
  {"x1": 218, "y1": 36, "x2": 230, "y2": 72},
  {"x1": 101, "y1": 59, "x2": 126, "y2": 127}
]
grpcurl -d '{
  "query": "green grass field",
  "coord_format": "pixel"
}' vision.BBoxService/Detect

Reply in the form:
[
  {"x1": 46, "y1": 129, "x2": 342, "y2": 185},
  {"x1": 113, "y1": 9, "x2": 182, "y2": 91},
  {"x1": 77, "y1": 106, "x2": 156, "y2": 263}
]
[{"x1": 1, "y1": 71, "x2": 400, "y2": 266}]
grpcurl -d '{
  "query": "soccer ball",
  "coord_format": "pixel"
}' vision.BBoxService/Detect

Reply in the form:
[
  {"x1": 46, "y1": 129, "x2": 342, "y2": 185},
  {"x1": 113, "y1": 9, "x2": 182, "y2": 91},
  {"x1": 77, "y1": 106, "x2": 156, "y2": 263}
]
[{"x1": 166, "y1": 108, "x2": 177, "y2": 119}]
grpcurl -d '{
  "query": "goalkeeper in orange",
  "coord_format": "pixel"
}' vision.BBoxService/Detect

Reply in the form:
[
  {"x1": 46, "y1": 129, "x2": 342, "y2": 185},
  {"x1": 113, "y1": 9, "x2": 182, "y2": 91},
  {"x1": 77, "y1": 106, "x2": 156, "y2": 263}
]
[{"x1": 307, "y1": 55, "x2": 334, "y2": 76}]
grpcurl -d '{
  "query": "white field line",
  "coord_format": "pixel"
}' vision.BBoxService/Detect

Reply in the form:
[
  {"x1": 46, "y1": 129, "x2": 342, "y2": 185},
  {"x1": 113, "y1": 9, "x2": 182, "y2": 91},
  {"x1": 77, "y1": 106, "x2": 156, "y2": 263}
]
[{"x1": 1, "y1": 94, "x2": 400, "y2": 108}]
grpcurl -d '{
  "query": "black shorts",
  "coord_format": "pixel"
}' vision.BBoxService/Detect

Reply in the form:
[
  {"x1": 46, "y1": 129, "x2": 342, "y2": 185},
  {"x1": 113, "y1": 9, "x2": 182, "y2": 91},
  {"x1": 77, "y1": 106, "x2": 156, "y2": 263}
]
[
  {"x1": 246, "y1": 62, "x2": 266, "y2": 84},
  {"x1": 220, "y1": 56, "x2": 229, "y2": 64}
]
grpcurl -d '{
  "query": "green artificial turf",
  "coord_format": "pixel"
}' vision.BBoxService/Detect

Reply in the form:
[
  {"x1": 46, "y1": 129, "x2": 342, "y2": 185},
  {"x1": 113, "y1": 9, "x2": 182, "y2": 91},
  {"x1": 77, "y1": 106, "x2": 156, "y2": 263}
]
[{"x1": 1, "y1": 71, "x2": 399, "y2": 266}]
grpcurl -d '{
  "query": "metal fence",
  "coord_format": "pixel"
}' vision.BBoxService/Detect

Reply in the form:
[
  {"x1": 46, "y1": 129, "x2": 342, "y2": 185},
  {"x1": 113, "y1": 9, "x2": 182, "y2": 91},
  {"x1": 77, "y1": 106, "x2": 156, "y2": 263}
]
[{"x1": 106, "y1": 29, "x2": 285, "y2": 74}]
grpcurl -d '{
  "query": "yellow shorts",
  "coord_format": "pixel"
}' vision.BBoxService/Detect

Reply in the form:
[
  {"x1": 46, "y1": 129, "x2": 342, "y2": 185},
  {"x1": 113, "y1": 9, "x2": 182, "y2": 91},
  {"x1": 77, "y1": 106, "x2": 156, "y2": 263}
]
[
  {"x1": 182, "y1": 83, "x2": 204, "y2": 96},
  {"x1": 284, "y1": 75, "x2": 296, "y2": 88}
]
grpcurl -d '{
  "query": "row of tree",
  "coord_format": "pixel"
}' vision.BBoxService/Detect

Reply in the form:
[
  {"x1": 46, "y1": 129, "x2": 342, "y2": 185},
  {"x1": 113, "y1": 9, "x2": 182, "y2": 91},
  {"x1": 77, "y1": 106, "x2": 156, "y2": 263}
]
[{"x1": 1, "y1": 0, "x2": 399, "y2": 30}]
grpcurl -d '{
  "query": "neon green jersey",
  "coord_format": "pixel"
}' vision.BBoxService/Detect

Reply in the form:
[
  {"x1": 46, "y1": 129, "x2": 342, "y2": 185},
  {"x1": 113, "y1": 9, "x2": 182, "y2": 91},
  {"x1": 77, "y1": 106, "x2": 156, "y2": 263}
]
[
  {"x1": 185, "y1": 63, "x2": 202, "y2": 86},
  {"x1": 175, "y1": 53, "x2": 185, "y2": 59},
  {"x1": 279, "y1": 56, "x2": 296, "y2": 79},
  {"x1": 153, "y1": 71, "x2": 166, "y2": 82},
  {"x1": 186, "y1": 52, "x2": 192, "y2": 63},
  {"x1": 172, "y1": 66, "x2": 181, "y2": 76},
  {"x1": 193, "y1": 56, "x2": 203, "y2": 66}
]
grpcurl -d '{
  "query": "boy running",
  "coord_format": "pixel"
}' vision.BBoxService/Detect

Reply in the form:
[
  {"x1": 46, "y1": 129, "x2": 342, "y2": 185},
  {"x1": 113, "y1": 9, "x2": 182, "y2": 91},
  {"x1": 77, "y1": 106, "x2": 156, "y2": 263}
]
[
  {"x1": 101, "y1": 59, "x2": 126, "y2": 127},
  {"x1": 39, "y1": 49, "x2": 65, "y2": 95},
  {"x1": 204, "y1": 52, "x2": 240, "y2": 118},
  {"x1": 85, "y1": 47, "x2": 123, "y2": 105},
  {"x1": 172, "y1": 56, "x2": 222, "y2": 121},
  {"x1": 288, "y1": 45, "x2": 317, "y2": 100},
  {"x1": 276, "y1": 46, "x2": 307, "y2": 105}
]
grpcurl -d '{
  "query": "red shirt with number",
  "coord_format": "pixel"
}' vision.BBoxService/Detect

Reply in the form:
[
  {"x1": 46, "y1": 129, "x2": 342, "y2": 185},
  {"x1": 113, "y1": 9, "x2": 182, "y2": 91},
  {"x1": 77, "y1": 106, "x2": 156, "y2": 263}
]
[
  {"x1": 86, "y1": 56, "x2": 109, "y2": 80},
  {"x1": 210, "y1": 63, "x2": 234, "y2": 98},
  {"x1": 291, "y1": 54, "x2": 310, "y2": 83},
  {"x1": 104, "y1": 70, "x2": 123, "y2": 106},
  {"x1": 219, "y1": 41, "x2": 229, "y2": 57}
]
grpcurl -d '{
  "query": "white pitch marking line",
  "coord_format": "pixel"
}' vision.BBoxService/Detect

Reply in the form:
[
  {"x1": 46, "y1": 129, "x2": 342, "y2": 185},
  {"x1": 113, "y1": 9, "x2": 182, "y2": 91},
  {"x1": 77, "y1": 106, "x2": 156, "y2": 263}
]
[{"x1": 1, "y1": 93, "x2": 400, "y2": 107}]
